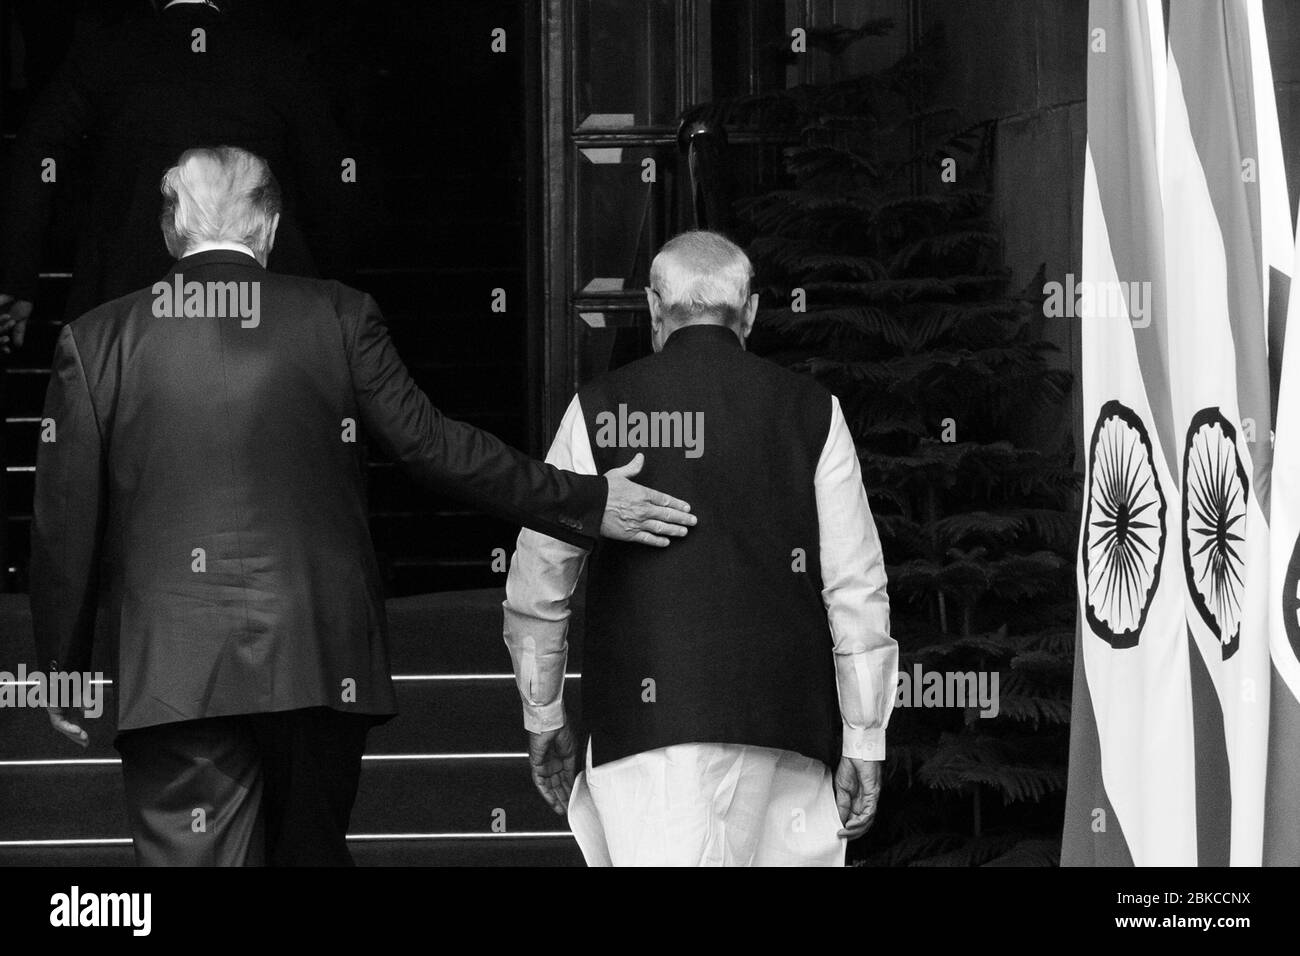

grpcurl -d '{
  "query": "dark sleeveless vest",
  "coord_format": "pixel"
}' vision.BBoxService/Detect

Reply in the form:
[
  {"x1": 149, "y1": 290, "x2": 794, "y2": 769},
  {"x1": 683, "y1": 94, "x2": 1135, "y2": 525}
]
[{"x1": 578, "y1": 323, "x2": 841, "y2": 768}]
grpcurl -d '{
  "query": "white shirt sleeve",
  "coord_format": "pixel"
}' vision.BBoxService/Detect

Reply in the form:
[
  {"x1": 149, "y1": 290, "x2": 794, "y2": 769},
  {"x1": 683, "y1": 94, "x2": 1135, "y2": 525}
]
[
  {"x1": 502, "y1": 395, "x2": 595, "y2": 732},
  {"x1": 816, "y1": 396, "x2": 897, "y2": 760}
]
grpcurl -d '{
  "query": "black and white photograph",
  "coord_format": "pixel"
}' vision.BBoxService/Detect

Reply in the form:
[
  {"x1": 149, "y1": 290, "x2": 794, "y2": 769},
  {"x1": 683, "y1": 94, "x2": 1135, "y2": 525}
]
[{"x1": 0, "y1": 0, "x2": 1294, "y2": 937}]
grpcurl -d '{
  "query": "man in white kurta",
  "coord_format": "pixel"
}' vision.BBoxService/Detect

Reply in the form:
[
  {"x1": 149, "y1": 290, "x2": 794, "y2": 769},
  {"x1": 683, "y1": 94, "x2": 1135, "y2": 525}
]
[{"x1": 503, "y1": 231, "x2": 896, "y2": 867}]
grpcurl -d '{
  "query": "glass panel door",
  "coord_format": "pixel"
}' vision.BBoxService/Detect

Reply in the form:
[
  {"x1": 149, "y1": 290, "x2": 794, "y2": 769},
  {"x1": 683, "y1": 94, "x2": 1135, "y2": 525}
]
[{"x1": 534, "y1": 0, "x2": 908, "y2": 439}]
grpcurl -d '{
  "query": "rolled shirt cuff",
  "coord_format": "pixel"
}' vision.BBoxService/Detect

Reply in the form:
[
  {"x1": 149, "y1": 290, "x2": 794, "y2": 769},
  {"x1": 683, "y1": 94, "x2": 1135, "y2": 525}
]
[
  {"x1": 523, "y1": 699, "x2": 567, "y2": 734},
  {"x1": 842, "y1": 725, "x2": 886, "y2": 760}
]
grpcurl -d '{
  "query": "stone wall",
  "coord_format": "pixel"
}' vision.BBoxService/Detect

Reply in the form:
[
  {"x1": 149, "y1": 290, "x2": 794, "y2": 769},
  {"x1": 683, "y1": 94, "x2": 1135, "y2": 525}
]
[{"x1": 920, "y1": 0, "x2": 1297, "y2": 461}]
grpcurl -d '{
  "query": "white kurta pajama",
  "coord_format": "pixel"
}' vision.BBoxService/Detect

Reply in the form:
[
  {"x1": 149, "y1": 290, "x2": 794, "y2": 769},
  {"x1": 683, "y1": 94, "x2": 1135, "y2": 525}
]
[
  {"x1": 504, "y1": 392, "x2": 896, "y2": 867},
  {"x1": 568, "y1": 739, "x2": 848, "y2": 866}
]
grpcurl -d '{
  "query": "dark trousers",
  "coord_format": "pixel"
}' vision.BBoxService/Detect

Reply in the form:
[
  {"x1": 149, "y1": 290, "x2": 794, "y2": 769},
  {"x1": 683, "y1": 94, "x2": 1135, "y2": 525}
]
[{"x1": 115, "y1": 707, "x2": 372, "y2": 867}]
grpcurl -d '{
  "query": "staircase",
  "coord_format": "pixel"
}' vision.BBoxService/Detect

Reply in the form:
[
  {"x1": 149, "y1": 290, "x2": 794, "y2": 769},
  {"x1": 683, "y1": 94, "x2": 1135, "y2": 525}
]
[
  {"x1": 352, "y1": 264, "x2": 531, "y2": 595},
  {"x1": 0, "y1": 588, "x2": 590, "y2": 866}
]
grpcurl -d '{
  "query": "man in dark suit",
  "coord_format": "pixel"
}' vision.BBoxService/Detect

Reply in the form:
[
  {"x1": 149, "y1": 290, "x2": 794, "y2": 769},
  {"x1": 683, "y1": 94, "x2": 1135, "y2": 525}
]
[
  {"x1": 30, "y1": 145, "x2": 696, "y2": 866},
  {"x1": 0, "y1": 0, "x2": 357, "y2": 353}
]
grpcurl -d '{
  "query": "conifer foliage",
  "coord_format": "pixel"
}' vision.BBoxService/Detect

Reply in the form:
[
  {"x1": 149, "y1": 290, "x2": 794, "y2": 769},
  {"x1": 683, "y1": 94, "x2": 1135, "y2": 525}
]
[{"x1": 683, "y1": 19, "x2": 1079, "y2": 865}]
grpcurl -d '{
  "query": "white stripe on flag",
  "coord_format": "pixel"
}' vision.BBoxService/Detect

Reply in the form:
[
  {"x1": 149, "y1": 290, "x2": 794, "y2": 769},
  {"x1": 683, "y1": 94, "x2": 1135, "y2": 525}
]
[
  {"x1": 1079, "y1": 135, "x2": 1197, "y2": 864},
  {"x1": 1162, "y1": 3, "x2": 1274, "y2": 865}
]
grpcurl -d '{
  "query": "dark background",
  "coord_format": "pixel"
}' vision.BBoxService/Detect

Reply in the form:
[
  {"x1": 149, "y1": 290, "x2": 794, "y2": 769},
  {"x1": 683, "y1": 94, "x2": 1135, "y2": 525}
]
[
  {"x1": 0, "y1": 0, "x2": 535, "y2": 596},
  {"x1": 4, "y1": 0, "x2": 1300, "y2": 594}
]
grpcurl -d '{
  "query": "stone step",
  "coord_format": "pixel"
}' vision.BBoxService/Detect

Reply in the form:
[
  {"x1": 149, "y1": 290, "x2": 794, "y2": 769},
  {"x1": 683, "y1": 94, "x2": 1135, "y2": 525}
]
[
  {"x1": 0, "y1": 677, "x2": 584, "y2": 760},
  {"x1": 0, "y1": 757, "x2": 573, "y2": 842}
]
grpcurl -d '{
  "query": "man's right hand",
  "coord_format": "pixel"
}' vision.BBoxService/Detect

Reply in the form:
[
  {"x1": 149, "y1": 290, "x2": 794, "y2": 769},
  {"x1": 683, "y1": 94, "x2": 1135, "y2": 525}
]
[
  {"x1": 834, "y1": 756, "x2": 882, "y2": 839},
  {"x1": 0, "y1": 294, "x2": 33, "y2": 355},
  {"x1": 601, "y1": 453, "x2": 696, "y2": 547}
]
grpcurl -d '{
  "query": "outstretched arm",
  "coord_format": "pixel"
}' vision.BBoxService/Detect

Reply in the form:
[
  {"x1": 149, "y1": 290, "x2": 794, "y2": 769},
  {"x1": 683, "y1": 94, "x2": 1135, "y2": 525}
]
[{"x1": 339, "y1": 287, "x2": 694, "y2": 548}]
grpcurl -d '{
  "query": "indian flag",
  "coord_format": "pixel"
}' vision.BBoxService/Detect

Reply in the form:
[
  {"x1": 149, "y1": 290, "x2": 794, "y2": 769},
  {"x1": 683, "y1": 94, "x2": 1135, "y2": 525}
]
[{"x1": 1064, "y1": 0, "x2": 1290, "y2": 866}]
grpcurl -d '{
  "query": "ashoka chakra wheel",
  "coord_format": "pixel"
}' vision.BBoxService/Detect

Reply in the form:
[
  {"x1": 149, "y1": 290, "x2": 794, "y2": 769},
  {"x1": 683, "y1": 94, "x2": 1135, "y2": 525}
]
[
  {"x1": 1181, "y1": 407, "x2": 1248, "y2": 660},
  {"x1": 1082, "y1": 400, "x2": 1167, "y2": 649}
]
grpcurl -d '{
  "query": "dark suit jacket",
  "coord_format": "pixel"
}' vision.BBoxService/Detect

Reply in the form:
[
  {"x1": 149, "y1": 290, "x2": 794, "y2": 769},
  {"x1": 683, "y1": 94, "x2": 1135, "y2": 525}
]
[
  {"x1": 29, "y1": 249, "x2": 606, "y2": 731},
  {"x1": 0, "y1": 4, "x2": 360, "y2": 318}
]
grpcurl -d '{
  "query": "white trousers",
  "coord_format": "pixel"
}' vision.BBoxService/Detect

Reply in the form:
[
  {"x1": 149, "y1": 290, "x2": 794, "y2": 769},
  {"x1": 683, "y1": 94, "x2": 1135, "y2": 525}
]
[{"x1": 567, "y1": 740, "x2": 846, "y2": 867}]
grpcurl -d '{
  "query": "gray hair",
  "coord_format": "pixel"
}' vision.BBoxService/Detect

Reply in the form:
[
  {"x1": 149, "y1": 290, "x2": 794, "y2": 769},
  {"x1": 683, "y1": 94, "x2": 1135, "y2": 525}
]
[
  {"x1": 649, "y1": 230, "x2": 754, "y2": 327},
  {"x1": 159, "y1": 146, "x2": 281, "y2": 260}
]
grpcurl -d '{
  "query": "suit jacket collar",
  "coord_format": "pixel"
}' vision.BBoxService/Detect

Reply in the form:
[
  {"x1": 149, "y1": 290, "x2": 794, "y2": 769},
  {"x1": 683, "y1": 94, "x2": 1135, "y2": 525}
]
[{"x1": 166, "y1": 249, "x2": 264, "y2": 275}]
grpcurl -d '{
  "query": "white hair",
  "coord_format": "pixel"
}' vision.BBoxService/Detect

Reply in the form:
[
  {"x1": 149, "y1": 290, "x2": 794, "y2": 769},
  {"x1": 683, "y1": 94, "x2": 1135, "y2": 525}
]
[
  {"x1": 159, "y1": 146, "x2": 281, "y2": 260},
  {"x1": 649, "y1": 230, "x2": 753, "y2": 326}
]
